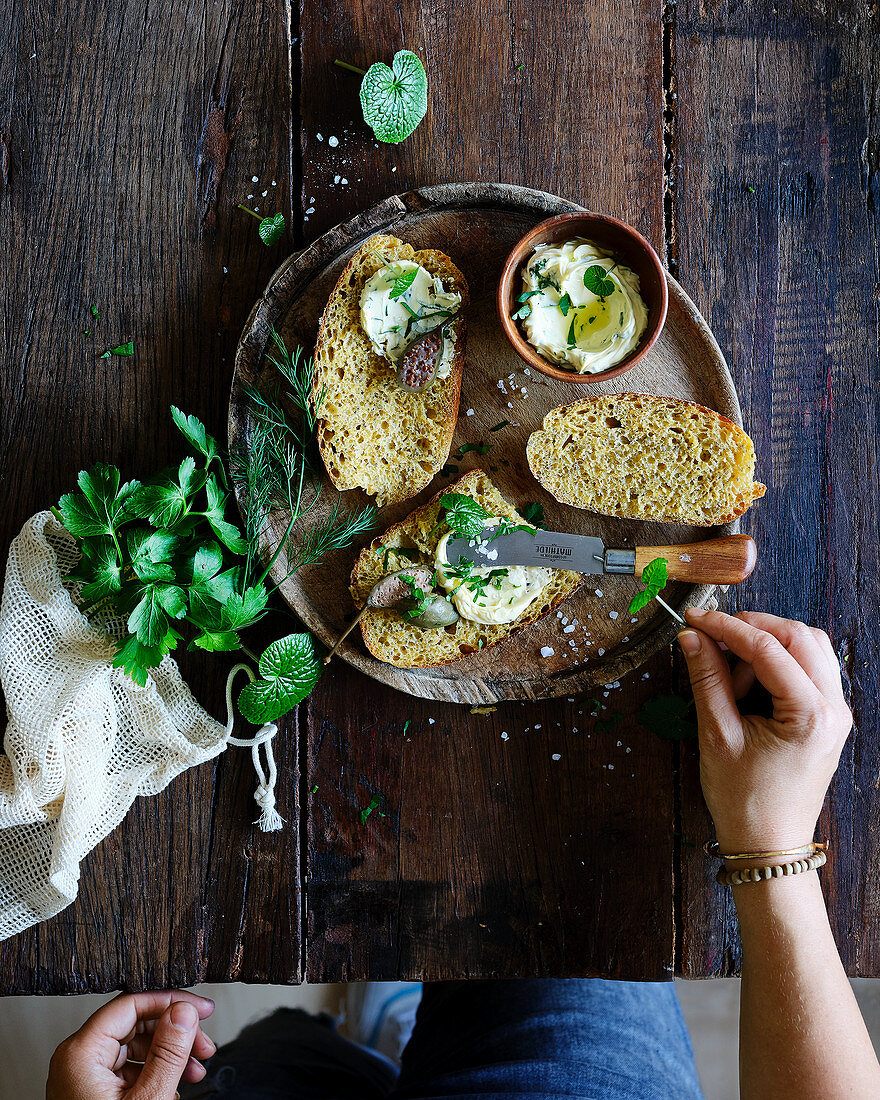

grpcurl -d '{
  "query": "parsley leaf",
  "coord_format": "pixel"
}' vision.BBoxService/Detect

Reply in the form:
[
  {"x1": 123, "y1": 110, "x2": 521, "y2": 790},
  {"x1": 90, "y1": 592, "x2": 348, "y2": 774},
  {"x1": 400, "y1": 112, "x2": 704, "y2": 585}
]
[
  {"x1": 359, "y1": 50, "x2": 428, "y2": 143},
  {"x1": 203, "y1": 474, "x2": 248, "y2": 553},
  {"x1": 112, "y1": 634, "x2": 175, "y2": 687},
  {"x1": 238, "y1": 633, "x2": 323, "y2": 724},
  {"x1": 440, "y1": 492, "x2": 492, "y2": 539},
  {"x1": 68, "y1": 536, "x2": 123, "y2": 602},
  {"x1": 583, "y1": 264, "x2": 615, "y2": 299},
  {"x1": 128, "y1": 457, "x2": 206, "y2": 528},
  {"x1": 57, "y1": 464, "x2": 141, "y2": 538},
  {"x1": 187, "y1": 543, "x2": 239, "y2": 620},
  {"x1": 558, "y1": 292, "x2": 572, "y2": 316},
  {"x1": 171, "y1": 406, "x2": 218, "y2": 462}
]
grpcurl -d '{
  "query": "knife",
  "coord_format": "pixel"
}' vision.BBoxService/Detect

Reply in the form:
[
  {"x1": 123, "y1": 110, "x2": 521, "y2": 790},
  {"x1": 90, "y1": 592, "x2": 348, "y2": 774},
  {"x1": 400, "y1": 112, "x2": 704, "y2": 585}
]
[{"x1": 445, "y1": 529, "x2": 757, "y2": 585}]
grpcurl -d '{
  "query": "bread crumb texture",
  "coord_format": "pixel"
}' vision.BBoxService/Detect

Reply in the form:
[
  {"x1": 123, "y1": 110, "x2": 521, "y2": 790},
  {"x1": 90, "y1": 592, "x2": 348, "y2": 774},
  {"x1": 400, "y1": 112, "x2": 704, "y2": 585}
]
[
  {"x1": 312, "y1": 234, "x2": 469, "y2": 508},
  {"x1": 350, "y1": 470, "x2": 582, "y2": 667},
  {"x1": 526, "y1": 393, "x2": 766, "y2": 526}
]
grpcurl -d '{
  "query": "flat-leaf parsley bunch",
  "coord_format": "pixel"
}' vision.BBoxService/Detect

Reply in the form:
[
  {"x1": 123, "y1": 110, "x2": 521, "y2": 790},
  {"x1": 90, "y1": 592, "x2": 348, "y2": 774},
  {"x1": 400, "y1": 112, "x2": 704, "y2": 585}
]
[{"x1": 53, "y1": 333, "x2": 376, "y2": 726}]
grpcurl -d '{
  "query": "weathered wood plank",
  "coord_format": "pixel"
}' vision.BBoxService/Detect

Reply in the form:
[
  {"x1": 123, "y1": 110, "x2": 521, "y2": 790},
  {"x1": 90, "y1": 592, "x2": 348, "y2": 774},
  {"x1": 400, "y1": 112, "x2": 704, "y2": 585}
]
[
  {"x1": 673, "y1": 0, "x2": 880, "y2": 975},
  {"x1": 300, "y1": 0, "x2": 677, "y2": 980},
  {"x1": 0, "y1": 0, "x2": 299, "y2": 992}
]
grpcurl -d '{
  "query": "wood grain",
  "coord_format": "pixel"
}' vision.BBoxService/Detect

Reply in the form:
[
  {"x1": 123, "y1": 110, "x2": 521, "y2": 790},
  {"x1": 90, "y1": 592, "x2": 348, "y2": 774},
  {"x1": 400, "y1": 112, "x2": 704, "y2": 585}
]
[
  {"x1": 230, "y1": 184, "x2": 744, "y2": 703},
  {"x1": 299, "y1": 0, "x2": 677, "y2": 980},
  {"x1": 673, "y1": 0, "x2": 880, "y2": 976},
  {"x1": 0, "y1": 0, "x2": 301, "y2": 992}
]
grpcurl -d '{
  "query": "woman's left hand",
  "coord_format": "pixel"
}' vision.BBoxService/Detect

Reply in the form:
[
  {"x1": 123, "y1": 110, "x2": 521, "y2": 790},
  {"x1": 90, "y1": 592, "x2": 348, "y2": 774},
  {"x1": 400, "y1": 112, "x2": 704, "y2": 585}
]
[{"x1": 47, "y1": 989, "x2": 216, "y2": 1100}]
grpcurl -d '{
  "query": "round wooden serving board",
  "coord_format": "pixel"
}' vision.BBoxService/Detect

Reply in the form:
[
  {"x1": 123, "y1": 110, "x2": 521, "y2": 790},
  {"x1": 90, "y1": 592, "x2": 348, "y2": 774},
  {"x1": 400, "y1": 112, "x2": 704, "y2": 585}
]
[{"x1": 230, "y1": 183, "x2": 741, "y2": 704}]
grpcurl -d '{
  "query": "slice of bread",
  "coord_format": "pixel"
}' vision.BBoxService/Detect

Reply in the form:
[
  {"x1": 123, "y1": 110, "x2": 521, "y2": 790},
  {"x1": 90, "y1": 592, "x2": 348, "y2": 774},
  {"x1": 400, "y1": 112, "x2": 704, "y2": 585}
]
[
  {"x1": 350, "y1": 470, "x2": 582, "y2": 667},
  {"x1": 312, "y1": 234, "x2": 469, "y2": 508},
  {"x1": 526, "y1": 393, "x2": 766, "y2": 526}
]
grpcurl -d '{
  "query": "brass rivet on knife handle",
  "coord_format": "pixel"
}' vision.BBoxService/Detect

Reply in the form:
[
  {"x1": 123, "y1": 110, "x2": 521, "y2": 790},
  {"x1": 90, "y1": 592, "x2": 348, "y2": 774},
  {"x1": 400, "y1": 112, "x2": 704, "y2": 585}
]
[{"x1": 633, "y1": 534, "x2": 757, "y2": 586}]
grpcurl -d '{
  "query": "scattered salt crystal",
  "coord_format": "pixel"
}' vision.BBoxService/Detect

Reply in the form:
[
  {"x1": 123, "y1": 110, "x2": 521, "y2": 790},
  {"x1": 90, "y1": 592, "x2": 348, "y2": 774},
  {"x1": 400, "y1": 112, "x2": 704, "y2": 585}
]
[
  {"x1": 552, "y1": 753, "x2": 561, "y2": 761},
  {"x1": 222, "y1": 266, "x2": 227, "y2": 273},
  {"x1": 608, "y1": 764, "x2": 615, "y2": 770},
  {"x1": 341, "y1": 177, "x2": 348, "y2": 185},
  {"x1": 642, "y1": 672, "x2": 650, "y2": 680},
  {"x1": 497, "y1": 379, "x2": 508, "y2": 393},
  {"x1": 428, "y1": 717, "x2": 435, "y2": 724},
  {"x1": 251, "y1": 175, "x2": 259, "y2": 182},
  {"x1": 247, "y1": 194, "x2": 253, "y2": 199},
  {"x1": 328, "y1": 135, "x2": 339, "y2": 146},
  {"x1": 501, "y1": 732, "x2": 509, "y2": 741},
  {"x1": 594, "y1": 589, "x2": 603, "y2": 597},
  {"x1": 306, "y1": 206, "x2": 315, "y2": 214},
  {"x1": 507, "y1": 401, "x2": 514, "y2": 408},
  {"x1": 617, "y1": 740, "x2": 622, "y2": 746},
  {"x1": 334, "y1": 175, "x2": 341, "y2": 183},
  {"x1": 572, "y1": 726, "x2": 578, "y2": 733},
  {"x1": 534, "y1": 723, "x2": 541, "y2": 730},
  {"x1": 561, "y1": 617, "x2": 568, "y2": 625},
  {"x1": 392, "y1": 166, "x2": 397, "y2": 172},
  {"x1": 316, "y1": 133, "x2": 323, "y2": 140},
  {"x1": 598, "y1": 647, "x2": 606, "y2": 655},
  {"x1": 679, "y1": 553, "x2": 691, "y2": 562},
  {"x1": 563, "y1": 624, "x2": 576, "y2": 634},
  {"x1": 466, "y1": 408, "x2": 475, "y2": 416},
  {"x1": 626, "y1": 747, "x2": 632, "y2": 754},
  {"x1": 262, "y1": 190, "x2": 268, "y2": 197},
  {"x1": 273, "y1": 181, "x2": 278, "y2": 186},
  {"x1": 631, "y1": 617, "x2": 638, "y2": 623},
  {"x1": 309, "y1": 196, "x2": 315, "y2": 203},
  {"x1": 540, "y1": 646, "x2": 555, "y2": 658},
  {"x1": 609, "y1": 611, "x2": 619, "y2": 620}
]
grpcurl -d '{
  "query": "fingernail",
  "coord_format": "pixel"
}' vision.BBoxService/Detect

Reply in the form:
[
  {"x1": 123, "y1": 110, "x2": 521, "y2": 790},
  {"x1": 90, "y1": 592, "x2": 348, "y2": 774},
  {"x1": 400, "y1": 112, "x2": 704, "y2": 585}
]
[
  {"x1": 171, "y1": 1001, "x2": 198, "y2": 1031},
  {"x1": 687, "y1": 606, "x2": 709, "y2": 618},
  {"x1": 678, "y1": 629, "x2": 702, "y2": 656}
]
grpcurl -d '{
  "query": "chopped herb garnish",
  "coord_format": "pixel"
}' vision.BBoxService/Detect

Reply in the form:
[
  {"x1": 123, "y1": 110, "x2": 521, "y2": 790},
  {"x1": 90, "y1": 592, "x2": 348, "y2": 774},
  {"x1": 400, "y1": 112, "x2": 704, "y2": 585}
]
[
  {"x1": 520, "y1": 502, "x2": 545, "y2": 528},
  {"x1": 490, "y1": 420, "x2": 510, "y2": 432},
  {"x1": 100, "y1": 341, "x2": 134, "y2": 359},
  {"x1": 360, "y1": 793, "x2": 386, "y2": 823},
  {"x1": 238, "y1": 205, "x2": 286, "y2": 246},
  {"x1": 567, "y1": 317, "x2": 577, "y2": 346},
  {"x1": 402, "y1": 719, "x2": 411, "y2": 734},
  {"x1": 511, "y1": 301, "x2": 532, "y2": 321},
  {"x1": 558, "y1": 293, "x2": 572, "y2": 316},
  {"x1": 311, "y1": 784, "x2": 318, "y2": 794},
  {"x1": 90, "y1": 305, "x2": 99, "y2": 319},
  {"x1": 398, "y1": 573, "x2": 432, "y2": 619},
  {"x1": 439, "y1": 463, "x2": 460, "y2": 478},
  {"x1": 457, "y1": 442, "x2": 493, "y2": 457},
  {"x1": 595, "y1": 712, "x2": 623, "y2": 736}
]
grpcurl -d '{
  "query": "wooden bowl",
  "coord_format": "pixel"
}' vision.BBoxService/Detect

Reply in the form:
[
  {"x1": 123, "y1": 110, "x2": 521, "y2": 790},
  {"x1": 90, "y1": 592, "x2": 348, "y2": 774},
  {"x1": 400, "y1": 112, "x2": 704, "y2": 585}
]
[{"x1": 496, "y1": 211, "x2": 669, "y2": 384}]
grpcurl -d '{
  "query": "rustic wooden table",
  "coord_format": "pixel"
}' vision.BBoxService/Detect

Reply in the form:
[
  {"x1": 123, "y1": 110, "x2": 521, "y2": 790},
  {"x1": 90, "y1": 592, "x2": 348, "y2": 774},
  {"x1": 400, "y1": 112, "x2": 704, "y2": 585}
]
[{"x1": 1, "y1": 1, "x2": 878, "y2": 994}]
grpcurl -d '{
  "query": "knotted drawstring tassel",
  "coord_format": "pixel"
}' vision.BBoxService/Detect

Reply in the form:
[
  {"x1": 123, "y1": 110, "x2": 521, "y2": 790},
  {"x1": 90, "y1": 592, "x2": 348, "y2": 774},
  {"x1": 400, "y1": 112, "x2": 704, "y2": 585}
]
[{"x1": 224, "y1": 664, "x2": 284, "y2": 832}]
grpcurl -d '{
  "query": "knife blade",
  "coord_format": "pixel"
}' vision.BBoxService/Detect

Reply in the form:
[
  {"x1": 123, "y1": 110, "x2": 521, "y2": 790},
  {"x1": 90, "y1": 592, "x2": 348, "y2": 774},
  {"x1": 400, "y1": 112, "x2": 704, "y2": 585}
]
[{"x1": 444, "y1": 529, "x2": 758, "y2": 585}]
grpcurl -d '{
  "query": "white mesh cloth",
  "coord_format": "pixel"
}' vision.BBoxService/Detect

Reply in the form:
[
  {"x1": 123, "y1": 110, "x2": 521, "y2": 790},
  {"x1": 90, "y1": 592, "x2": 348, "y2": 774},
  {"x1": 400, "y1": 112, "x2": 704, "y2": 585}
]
[{"x1": 0, "y1": 512, "x2": 281, "y2": 943}]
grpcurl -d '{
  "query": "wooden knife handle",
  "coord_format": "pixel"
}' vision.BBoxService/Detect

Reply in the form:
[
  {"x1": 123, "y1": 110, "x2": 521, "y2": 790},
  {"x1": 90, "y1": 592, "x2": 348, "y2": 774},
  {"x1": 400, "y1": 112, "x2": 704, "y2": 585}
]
[{"x1": 634, "y1": 535, "x2": 757, "y2": 585}]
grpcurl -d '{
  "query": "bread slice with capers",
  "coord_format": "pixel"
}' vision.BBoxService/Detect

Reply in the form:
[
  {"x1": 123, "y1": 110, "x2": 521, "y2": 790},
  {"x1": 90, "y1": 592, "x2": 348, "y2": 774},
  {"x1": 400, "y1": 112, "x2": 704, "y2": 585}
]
[
  {"x1": 312, "y1": 234, "x2": 468, "y2": 508},
  {"x1": 526, "y1": 393, "x2": 766, "y2": 526},
  {"x1": 350, "y1": 469, "x2": 582, "y2": 667}
]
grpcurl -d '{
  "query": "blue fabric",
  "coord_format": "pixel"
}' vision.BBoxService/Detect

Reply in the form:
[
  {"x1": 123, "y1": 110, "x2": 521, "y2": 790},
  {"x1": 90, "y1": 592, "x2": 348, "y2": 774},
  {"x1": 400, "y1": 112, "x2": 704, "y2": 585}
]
[{"x1": 180, "y1": 980, "x2": 704, "y2": 1099}]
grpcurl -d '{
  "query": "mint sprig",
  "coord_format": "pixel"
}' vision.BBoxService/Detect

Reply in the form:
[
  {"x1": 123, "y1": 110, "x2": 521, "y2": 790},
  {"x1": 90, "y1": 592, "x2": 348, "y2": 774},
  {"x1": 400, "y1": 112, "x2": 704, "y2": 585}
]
[{"x1": 627, "y1": 557, "x2": 685, "y2": 625}]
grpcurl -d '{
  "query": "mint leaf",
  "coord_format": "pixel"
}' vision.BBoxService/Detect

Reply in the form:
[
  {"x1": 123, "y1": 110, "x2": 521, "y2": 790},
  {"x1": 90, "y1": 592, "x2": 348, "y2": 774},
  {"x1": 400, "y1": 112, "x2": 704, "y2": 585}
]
[
  {"x1": 258, "y1": 212, "x2": 286, "y2": 246},
  {"x1": 641, "y1": 557, "x2": 668, "y2": 593},
  {"x1": 639, "y1": 694, "x2": 697, "y2": 740},
  {"x1": 583, "y1": 265, "x2": 615, "y2": 299},
  {"x1": 238, "y1": 633, "x2": 322, "y2": 724},
  {"x1": 57, "y1": 464, "x2": 141, "y2": 538},
  {"x1": 100, "y1": 341, "x2": 134, "y2": 359},
  {"x1": 627, "y1": 557, "x2": 670, "y2": 616},
  {"x1": 440, "y1": 492, "x2": 492, "y2": 539},
  {"x1": 389, "y1": 267, "x2": 418, "y2": 299},
  {"x1": 359, "y1": 50, "x2": 428, "y2": 143},
  {"x1": 171, "y1": 407, "x2": 218, "y2": 462}
]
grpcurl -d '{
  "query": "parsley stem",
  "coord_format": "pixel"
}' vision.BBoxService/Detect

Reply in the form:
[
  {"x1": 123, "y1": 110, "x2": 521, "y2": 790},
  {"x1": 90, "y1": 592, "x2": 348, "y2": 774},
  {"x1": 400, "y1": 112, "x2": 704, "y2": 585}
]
[
  {"x1": 237, "y1": 204, "x2": 262, "y2": 221},
  {"x1": 333, "y1": 59, "x2": 367, "y2": 76}
]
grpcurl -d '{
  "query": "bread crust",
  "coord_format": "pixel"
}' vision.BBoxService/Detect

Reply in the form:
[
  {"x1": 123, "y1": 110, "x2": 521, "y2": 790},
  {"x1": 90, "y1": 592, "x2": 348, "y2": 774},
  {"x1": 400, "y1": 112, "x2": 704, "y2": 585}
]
[
  {"x1": 312, "y1": 234, "x2": 469, "y2": 508},
  {"x1": 526, "y1": 393, "x2": 766, "y2": 527},
  {"x1": 350, "y1": 470, "x2": 582, "y2": 667}
]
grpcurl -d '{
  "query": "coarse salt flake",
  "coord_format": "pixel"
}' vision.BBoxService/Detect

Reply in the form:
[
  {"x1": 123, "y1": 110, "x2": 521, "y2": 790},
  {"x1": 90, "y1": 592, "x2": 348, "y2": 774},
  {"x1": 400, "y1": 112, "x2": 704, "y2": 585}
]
[
  {"x1": 609, "y1": 611, "x2": 619, "y2": 620},
  {"x1": 328, "y1": 135, "x2": 339, "y2": 146},
  {"x1": 563, "y1": 624, "x2": 576, "y2": 634},
  {"x1": 540, "y1": 646, "x2": 555, "y2": 658},
  {"x1": 551, "y1": 753, "x2": 561, "y2": 761}
]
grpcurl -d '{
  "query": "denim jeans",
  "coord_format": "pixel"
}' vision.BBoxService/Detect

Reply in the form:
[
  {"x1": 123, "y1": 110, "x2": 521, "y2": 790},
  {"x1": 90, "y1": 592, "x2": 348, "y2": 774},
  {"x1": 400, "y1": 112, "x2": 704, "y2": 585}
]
[{"x1": 180, "y1": 979, "x2": 705, "y2": 1099}]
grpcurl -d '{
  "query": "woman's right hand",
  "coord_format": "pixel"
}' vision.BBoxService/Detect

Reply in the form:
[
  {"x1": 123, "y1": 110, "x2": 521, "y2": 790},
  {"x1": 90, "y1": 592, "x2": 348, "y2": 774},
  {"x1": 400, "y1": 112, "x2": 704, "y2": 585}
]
[{"x1": 678, "y1": 608, "x2": 852, "y2": 854}]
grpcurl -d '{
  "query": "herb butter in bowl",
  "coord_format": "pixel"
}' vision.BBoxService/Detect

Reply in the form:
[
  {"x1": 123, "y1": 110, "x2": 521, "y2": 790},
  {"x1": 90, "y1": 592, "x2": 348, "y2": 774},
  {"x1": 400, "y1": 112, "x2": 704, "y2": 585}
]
[{"x1": 497, "y1": 212, "x2": 668, "y2": 383}]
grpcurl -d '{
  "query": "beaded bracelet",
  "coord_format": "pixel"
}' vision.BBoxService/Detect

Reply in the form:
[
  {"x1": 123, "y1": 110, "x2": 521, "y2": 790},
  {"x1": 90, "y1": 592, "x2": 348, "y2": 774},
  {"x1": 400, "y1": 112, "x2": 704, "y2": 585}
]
[
  {"x1": 703, "y1": 840, "x2": 826, "y2": 862},
  {"x1": 716, "y1": 848, "x2": 827, "y2": 886}
]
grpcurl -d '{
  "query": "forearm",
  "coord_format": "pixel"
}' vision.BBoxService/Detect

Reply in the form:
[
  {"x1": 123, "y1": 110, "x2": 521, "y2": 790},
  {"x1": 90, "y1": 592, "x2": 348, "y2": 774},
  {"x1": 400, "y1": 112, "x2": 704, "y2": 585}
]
[{"x1": 735, "y1": 870, "x2": 880, "y2": 1099}]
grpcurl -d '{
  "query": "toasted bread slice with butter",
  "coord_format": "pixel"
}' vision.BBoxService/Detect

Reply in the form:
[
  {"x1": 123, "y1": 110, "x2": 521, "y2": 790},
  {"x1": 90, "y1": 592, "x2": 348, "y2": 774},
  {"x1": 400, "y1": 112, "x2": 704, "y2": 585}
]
[
  {"x1": 312, "y1": 234, "x2": 468, "y2": 508},
  {"x1": 526, "y1": 393, "x2": 766, "y2": 526},
  {"x1": 350, "y1": 470, "x2": 582, "y2": 667}
]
